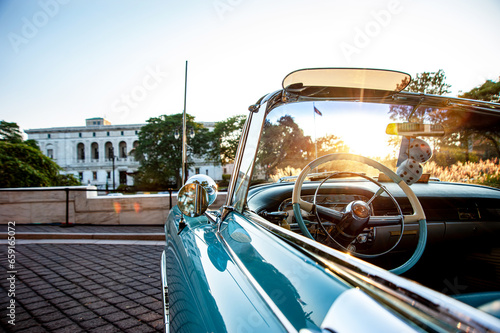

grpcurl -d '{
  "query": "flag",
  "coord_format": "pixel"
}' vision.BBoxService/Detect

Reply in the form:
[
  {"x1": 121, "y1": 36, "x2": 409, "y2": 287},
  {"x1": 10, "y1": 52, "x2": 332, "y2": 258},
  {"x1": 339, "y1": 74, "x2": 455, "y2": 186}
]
[{"x1": 313, "y1": 105, "x2": 322, "y2": 116}]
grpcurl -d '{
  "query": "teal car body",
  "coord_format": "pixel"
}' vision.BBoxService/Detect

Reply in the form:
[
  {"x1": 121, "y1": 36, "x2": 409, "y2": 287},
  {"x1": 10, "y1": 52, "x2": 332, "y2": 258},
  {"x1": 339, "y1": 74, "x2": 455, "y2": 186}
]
[{"x1": 161, "y1": 68, "x2": 500, "y2": 332}]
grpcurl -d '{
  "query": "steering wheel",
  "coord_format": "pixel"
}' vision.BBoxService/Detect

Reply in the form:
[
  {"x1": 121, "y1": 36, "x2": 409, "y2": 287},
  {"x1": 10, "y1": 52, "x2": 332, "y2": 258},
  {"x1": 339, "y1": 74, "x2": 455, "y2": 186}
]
[{"x1": 291, "y1": 153, "x2": 427, "y2": 275}]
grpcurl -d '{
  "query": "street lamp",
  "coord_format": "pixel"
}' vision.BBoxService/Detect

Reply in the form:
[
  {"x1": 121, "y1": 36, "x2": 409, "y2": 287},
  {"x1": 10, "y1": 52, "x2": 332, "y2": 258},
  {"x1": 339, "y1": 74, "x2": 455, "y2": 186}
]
[
  {"x1": 109, "y1": 147, "x2": 116, "y2": 190},
  {"x1": 174, "y1": 127, "x2": 195, "y2": 140}
]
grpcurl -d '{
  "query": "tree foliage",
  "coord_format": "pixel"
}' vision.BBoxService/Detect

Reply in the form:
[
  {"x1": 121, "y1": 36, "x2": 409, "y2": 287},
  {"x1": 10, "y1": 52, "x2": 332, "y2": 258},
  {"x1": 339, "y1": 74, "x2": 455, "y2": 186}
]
[
  {"x1": 255, "y1": 115, "x2": 351, "y2": 179},
  {"x1": 406, "y1": 69, "x2": 451, "y2": 95},
  {"x1": 459, "y1": 79, "x2": 500, "y2": 102},
  {"x1": 134, "y1": 113, "x2": 211, "y2": 189},
  {"x1": 257, "y1": 115, "x2": 314, "y2": 178},
  {"x1": 390, "y1": 70, "x2": 453, "y2": 122},
  {"x1": 445, "y1": 78, "x2": 500, "y2": 162},
  {"x1": 422, "y1": 77, "x2": 500, "y2": 164},
  {"x1": 389, "y1": 72, "x2": 500, "y2": 165},
  {"x1": 208, "y1": 114, "x2": 246, "y2": 165},
  {"x1": 316, "y1": 134, "x2": 349, "y2": 156},
  {"x1": 0, "y1": 121, "x2": 80, "y2": 188},
  {"x1": 0, "y1": 120, "x2": 23, "y2": 143}
]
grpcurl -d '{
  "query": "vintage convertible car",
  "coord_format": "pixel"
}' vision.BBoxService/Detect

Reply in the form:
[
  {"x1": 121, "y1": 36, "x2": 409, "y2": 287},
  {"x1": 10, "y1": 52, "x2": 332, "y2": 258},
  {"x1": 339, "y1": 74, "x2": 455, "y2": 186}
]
[{"x1": 161, "y1": 68, "x2": 500, "y2": 332}]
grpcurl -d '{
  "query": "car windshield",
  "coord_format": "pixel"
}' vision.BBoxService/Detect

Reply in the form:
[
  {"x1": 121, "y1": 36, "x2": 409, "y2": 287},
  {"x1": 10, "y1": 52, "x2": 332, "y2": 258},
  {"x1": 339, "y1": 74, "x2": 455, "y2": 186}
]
[{"x1": 252, "y1": 100, "x2": 500, "y2": 185}]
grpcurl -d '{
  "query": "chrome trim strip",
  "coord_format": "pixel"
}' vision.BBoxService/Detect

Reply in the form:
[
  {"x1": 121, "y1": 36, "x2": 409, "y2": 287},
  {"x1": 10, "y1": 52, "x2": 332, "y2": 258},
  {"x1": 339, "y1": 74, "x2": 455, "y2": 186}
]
[
  {"x1": 160, "y1": 250, "x2": 170, "y2": 333},
  {"x1": 224, "y1": 112, "x2": 253, "y2": 208},
  {"x1": 225, "y1": 90, "x2": 283, "y2": 212}
]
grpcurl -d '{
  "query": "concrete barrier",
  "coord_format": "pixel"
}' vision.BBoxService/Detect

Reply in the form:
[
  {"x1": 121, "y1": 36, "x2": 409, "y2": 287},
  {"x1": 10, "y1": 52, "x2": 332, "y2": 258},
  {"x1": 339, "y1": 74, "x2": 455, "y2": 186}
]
[{"x1": 0, "y1": 186, "x2": 227, "y2": 225}]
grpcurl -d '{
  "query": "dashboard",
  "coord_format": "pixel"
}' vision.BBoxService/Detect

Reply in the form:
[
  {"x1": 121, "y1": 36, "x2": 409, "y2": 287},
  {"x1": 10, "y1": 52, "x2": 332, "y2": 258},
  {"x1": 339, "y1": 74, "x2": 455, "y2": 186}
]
[
  {"x1": 246, "y1": 179, "x2": 500, "y2": 293},
  {"x1": 247, "y1": 179, "x2": 500, "y2": 254}
]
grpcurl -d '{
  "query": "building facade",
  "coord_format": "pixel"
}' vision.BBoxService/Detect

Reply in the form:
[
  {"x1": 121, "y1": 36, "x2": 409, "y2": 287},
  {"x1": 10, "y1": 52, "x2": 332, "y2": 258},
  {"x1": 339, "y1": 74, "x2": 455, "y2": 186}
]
[{"x1": 25, "y1": 118, "x2": 230, "y2": 189}]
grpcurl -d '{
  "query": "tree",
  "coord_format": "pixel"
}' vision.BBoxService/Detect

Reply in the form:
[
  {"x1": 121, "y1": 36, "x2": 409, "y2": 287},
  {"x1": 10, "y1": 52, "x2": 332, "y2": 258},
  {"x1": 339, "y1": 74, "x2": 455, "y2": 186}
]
[
  {"x1": 390, "y1": 72, "x2": 500, "y2": 164},
  {"x1": 0, "y1": 120, "x2": 23, "y2": 143},
  {"x1": 0, "y1": 121, "x2": 80, "y2": 187},
  {"x1": 390, "y1": 70, "x2": 452, "y2": 123},
  {"x1": 134, "y1": 113, "x2": 211, "y2": 189},
  {"x1": 316, "y1": 134, "x2": 349, "y2": 156},
  {"x1": 459, "y1": 79, "x2": 500, "y2": 102},
  {"x1": 257, "y1": 115, "x2": 314, "y2": 179},
  {"x1": 207, "y1": 115, "x2": 246, "y2": 165},
  {"x1": 407, "y1": 69, "x2": 451, "y2": 95},
  {"x1": 450, "y1": 78, "x2": 500, "y2": 161}
]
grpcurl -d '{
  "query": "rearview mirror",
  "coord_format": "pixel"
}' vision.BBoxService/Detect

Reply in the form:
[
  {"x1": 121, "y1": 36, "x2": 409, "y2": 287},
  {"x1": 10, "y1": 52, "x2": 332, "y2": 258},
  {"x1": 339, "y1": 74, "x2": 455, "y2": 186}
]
[{"x1": 386, "y1": 122, "x2": 445, "y2": 137}]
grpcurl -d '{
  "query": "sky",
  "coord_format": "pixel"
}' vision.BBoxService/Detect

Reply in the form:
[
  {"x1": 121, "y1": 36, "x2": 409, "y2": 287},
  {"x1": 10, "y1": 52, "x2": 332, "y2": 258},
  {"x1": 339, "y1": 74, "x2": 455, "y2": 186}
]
[{"x1": 0, "y1": 0, "x2": 499, "y2": 134}]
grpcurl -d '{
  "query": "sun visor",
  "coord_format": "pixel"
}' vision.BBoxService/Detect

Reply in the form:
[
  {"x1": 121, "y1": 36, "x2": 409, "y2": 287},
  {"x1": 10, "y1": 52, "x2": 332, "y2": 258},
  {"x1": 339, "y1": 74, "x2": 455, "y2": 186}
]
[{"x1": 283, "y1": 68, "x2": 411, "y2": 98}]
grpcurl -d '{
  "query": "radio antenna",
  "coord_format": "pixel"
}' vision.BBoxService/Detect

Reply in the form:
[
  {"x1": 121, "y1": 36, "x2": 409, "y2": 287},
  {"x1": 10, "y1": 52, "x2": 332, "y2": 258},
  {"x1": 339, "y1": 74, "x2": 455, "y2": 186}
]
[{"x1": 182, "y1": 61, "x2": 188, "y2": 185}]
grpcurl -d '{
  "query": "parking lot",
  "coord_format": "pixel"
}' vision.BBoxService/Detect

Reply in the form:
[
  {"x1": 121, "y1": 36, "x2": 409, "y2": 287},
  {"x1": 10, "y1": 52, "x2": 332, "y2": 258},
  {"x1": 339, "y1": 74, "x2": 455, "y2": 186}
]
[{"x1": 0, "y1": 226, "x2": 165, "y2": 332}]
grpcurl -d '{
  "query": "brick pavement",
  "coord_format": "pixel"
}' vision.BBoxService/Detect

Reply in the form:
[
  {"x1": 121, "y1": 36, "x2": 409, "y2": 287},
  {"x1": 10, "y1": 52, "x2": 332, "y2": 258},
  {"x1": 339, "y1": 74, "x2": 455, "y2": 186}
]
[
  {"x1": 0, "y1": 225, "x2": 165, "y2": 243},
  {"x1": 0, "y1": 243, "x2": 165, "y2": 332},
  {"x1": 0, "y1": 225, "x2": 164, "y2": 234}
]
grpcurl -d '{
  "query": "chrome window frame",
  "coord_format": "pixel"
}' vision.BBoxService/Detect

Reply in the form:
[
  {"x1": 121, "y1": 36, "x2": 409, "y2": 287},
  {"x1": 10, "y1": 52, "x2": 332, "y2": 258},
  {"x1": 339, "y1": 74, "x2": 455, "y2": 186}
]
[{"x1": 225, "y1": 90, "x2": 283, "y2": 212}]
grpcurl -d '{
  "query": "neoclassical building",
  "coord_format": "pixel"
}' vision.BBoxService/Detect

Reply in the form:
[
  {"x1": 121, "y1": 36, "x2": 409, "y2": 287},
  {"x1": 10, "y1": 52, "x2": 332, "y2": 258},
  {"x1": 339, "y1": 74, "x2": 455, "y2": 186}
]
[{"x1": 25, "y1": 117, "x2": 229, "y2": 189}]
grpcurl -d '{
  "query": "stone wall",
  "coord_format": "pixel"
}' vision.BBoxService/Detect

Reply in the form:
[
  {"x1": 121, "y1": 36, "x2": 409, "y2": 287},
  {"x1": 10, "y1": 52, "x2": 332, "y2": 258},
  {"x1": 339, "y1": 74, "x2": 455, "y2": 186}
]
[{"x1": 0, "y1": 186, "x2": 227, "y2": 225}]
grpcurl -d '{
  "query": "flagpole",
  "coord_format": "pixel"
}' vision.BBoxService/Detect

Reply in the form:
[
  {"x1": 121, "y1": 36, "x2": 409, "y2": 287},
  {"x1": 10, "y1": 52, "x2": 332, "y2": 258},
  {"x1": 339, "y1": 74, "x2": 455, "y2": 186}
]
[{"x1": 314, "y1": 103, "x2": 318, "y2": 160}]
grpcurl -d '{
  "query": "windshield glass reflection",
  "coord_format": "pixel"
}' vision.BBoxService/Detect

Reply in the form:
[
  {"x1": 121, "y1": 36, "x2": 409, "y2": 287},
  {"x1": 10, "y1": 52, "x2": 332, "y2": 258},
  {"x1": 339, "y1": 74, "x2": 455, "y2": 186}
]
[{"x1": 254, "y1": 101, "x2": 500, "y2": 186}]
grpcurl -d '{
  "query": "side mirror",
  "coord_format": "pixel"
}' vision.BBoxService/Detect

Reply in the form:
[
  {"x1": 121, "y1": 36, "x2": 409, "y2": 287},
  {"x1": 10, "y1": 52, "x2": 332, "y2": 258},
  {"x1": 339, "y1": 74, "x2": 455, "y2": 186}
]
[
  {"x1": 185, "y1": 174, "x2": 218, "y2": 205},
  {"x1": 177, "y1": 175, "x2": 218, "y2": 217},
  {"x1": 177, "y1": 183, "x2": 209, "y2": 217}
]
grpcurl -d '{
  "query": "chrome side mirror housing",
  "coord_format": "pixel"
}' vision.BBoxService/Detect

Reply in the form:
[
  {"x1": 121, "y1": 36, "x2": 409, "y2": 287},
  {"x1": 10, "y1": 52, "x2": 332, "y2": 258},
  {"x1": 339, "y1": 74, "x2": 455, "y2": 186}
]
[
  {"x1": 177, "y1": 175, "x2": 218, "y2": 217},
  {"x1": 186, "y1": 174, "x2": 218, "y2": 206},
  {"x1": 177, "y1": 183, "x2": 209, "y2": 217}
]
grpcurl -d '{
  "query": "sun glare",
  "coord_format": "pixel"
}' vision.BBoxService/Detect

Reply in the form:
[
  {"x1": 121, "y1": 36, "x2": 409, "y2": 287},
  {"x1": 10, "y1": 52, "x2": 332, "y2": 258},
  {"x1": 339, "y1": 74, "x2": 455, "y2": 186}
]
[
  {"x1": 273, "y1": 102, "x2": 401, "y2": 160},
  {"x1": 316, "y1": 109, "x2": 397, "y2": 159},
  {"x1": 337, "y1": 123, "x2": 395, "y2": 158}
]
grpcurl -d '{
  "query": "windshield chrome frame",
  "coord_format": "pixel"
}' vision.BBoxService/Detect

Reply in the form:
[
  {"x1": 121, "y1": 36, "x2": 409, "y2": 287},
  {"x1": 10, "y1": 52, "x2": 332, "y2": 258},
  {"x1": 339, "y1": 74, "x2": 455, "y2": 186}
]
[{"x1": 224, "y1": 90, "x2": 283, "y2": 212}]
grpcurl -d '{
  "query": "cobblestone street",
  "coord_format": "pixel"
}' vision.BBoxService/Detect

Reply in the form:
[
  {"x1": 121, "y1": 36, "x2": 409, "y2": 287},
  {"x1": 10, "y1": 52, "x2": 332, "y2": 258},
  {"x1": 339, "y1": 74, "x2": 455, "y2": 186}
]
[{"x1": 0, "y1": 243, "x2": 164, "y2": 332}]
